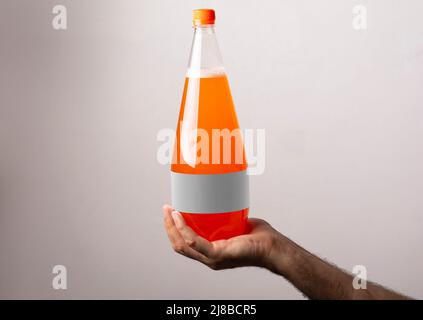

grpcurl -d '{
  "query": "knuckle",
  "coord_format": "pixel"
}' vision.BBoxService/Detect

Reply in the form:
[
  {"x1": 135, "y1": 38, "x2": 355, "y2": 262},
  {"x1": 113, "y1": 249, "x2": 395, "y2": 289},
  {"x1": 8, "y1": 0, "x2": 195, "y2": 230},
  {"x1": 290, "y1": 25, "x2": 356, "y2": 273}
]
[
  {"x1": 173, "y1": 243, "x2": 185, "y2": 254},
  {"x1": 208, "y1": 263, "x2": 217, "y2": 270},
  {"x1": 208, "y1": 261, "x2": 221, "y2": 271},
  {"x1": 186, "y1": 239, "x2": 196, "y2": 248}
]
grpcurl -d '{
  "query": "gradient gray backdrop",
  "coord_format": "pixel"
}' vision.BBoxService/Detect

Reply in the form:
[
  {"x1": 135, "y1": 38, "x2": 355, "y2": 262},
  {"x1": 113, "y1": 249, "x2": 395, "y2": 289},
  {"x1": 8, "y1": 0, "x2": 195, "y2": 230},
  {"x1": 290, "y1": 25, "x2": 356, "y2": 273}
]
[{"x1": 1, "y1": 0, "x2": 422, "y2": 299}]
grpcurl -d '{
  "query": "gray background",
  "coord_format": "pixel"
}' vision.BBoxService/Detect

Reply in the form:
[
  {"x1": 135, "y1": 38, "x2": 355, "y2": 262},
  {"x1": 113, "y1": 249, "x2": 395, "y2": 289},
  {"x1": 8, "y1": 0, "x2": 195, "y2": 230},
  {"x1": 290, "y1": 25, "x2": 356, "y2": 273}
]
[{"x1": 1, "y1": 0, "x2": 422, "y2": 299}]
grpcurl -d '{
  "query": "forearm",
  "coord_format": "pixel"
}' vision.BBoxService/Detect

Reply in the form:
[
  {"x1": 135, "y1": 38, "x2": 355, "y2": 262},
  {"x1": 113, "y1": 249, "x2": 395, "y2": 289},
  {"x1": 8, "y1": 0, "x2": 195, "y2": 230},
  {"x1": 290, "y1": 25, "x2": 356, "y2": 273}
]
[{"x1": 265, "y1": 234, "x2": 410, "y2": 300}]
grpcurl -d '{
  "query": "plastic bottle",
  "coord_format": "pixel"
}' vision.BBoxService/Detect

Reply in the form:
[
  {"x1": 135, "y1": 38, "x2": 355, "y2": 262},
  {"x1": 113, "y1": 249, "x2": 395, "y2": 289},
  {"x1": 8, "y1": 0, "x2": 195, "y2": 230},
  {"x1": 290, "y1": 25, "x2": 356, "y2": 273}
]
[{"x1": 171, "y1": 9, "x2": 249, "y2": 241}]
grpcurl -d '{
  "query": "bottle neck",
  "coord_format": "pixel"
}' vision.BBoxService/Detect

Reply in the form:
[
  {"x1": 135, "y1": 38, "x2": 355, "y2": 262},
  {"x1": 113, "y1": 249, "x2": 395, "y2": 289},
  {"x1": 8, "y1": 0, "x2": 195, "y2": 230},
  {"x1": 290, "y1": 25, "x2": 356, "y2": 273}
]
[{"x1": 187, "y1": 25, "x2": 225, "y2": 78}]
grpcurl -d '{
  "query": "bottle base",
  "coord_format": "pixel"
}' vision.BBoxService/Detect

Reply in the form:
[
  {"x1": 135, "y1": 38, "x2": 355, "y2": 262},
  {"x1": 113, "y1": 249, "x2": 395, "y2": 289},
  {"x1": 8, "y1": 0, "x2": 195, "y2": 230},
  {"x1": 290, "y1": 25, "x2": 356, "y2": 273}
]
[{"x1": 180, "y1": 208, "x2": 249, "y2": 242}]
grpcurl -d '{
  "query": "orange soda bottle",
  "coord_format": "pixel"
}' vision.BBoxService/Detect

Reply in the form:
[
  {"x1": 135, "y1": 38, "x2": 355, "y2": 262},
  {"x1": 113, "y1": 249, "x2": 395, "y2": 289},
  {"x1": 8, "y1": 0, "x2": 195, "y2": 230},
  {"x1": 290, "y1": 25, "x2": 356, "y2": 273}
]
[{"x1": 171, "y1": 9, "x2": 249, "y2": 241}]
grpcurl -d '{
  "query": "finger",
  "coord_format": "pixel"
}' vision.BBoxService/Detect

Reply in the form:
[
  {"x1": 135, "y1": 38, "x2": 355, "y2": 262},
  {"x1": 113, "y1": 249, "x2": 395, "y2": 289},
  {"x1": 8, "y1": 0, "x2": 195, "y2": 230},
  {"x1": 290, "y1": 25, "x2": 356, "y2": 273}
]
[
  {"x1": 163, "y1": 205, "x2": 182, "y2": 245},
  {"x1": 171, "y1": 211, "x2": 215, "y2": 258},
  {"x1": 163, "y1": 205, "x2": 211, "y2": 265},
  {"x1": 163, "y1": 205, "x2": 192, "y2": 251}
]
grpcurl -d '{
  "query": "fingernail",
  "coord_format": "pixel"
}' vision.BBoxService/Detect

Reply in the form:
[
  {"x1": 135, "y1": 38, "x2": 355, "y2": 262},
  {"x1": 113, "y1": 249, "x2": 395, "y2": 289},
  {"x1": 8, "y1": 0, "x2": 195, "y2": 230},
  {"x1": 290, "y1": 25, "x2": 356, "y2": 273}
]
[
  {"x1": 172, "y1": 211, "x2": 183, "y2": 228},
  {"x1": 163, "y1": 204, "x2": 172, "y2": 212}
]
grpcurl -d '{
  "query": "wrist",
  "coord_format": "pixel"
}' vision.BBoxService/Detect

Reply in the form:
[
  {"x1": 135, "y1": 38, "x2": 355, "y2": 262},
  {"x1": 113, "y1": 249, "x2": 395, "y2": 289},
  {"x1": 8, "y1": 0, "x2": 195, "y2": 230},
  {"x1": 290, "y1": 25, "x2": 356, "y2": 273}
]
[
  {"x1": 263, "y1": 233, "x2": 298, "y2": 276},
  {"x1": 263, "y1": 232, "x2": 290, "y2": 274}
]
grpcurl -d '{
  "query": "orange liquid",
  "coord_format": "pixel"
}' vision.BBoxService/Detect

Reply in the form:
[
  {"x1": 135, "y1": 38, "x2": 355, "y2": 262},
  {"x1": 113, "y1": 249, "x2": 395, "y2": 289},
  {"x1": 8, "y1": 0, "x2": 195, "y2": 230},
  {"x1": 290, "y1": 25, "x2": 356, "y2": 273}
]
[{"x1": 172, "y1": 75, "x2": 248, "y2": 241}]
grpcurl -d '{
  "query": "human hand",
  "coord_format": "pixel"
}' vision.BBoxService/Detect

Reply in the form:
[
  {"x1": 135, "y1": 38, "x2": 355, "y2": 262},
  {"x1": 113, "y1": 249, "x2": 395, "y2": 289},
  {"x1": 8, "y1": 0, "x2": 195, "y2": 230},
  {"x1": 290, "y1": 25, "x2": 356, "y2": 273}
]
[
  {"x1": 163, "y1": 204, "x2": 286, "y2": 271},
  {"x1": 163, "y1": 205, "x2": 412, "y2": 300}
]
